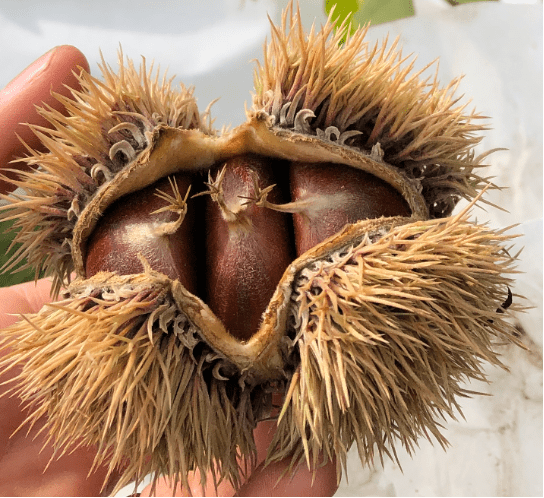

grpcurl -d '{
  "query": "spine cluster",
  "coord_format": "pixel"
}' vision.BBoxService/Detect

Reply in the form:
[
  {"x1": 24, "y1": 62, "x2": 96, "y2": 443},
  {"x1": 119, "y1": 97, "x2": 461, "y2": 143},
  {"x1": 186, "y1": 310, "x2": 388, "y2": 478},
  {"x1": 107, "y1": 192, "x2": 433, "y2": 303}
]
[{"x1": 252, "y1": 3, "x2": 490, "y2": 218}]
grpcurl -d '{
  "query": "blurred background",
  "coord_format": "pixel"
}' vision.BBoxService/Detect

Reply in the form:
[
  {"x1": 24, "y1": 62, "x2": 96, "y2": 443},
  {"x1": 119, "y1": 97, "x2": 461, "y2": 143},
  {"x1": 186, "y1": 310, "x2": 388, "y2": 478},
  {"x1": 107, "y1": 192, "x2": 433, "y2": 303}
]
[{"x1": 0, "y1": 0, "x2": 541, "y2": 495}]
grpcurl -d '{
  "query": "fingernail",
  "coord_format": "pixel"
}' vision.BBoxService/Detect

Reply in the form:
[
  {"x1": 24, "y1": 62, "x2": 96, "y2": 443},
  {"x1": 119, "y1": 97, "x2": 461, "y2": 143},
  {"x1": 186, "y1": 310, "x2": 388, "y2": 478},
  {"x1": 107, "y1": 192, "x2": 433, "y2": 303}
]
[{"x1": 1, "y1": 47, "x2": 58, "y2": 97}]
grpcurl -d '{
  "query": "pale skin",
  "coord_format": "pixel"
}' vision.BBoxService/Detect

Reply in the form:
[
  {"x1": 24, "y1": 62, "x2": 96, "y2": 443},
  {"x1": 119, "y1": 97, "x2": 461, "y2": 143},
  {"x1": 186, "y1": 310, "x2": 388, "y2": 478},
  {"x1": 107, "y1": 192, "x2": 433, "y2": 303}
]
[{"x1": 0, "y1": 46, "x2": 338, "y2": 497}]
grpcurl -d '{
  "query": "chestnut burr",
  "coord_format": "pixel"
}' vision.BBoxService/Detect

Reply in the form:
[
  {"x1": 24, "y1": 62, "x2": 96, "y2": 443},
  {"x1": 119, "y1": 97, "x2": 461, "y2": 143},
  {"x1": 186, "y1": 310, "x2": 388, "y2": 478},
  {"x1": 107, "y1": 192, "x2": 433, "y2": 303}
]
[{"x1": 0, "y1": 6, "x2": 522, "y2": 495}]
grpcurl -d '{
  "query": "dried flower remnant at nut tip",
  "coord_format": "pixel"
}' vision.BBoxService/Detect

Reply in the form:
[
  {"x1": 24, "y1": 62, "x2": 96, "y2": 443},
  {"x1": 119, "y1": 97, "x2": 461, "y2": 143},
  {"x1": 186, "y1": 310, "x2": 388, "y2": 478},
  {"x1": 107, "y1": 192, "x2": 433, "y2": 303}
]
[
  {"x1": 84, "y1": 174, "x2": 201, "y2": 292},
  {"x1": 0, "y1": 2, "x2": 524, "y2": 496}
]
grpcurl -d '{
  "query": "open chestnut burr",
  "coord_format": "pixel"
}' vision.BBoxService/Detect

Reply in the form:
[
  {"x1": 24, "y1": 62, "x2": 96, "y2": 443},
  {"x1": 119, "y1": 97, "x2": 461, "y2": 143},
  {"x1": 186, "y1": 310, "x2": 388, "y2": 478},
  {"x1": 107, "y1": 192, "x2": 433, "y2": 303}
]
[{"x1": 0, "y1": 4, "x2": 522, "y2": 495}]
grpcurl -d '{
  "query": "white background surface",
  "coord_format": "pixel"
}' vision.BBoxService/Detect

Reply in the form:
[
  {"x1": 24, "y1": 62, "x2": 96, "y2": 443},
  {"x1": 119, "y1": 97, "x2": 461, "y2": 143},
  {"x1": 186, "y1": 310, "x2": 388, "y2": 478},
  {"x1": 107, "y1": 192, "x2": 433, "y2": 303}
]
[{"x1": 0, "y1": 0, "x2": 541, "y2": 495}]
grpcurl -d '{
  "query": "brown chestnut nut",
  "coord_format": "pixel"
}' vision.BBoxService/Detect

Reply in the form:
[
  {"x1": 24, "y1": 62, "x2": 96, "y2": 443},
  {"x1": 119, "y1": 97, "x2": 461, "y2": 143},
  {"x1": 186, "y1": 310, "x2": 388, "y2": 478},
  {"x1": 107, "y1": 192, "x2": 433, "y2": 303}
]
[
  {"x1": 203, "y1": 154, "x2": 294, "y2": 342},
  {"x1": 85, "y1": 174, "x2": 201, "y2": 294},
  {"x1": 289, "y1": 161, "x2": 412, "y2": 255}
]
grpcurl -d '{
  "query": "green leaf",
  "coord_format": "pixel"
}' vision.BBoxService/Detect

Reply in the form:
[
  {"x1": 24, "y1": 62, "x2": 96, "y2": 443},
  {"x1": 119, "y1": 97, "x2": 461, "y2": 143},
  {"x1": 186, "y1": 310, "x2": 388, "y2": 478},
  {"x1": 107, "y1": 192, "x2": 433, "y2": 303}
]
[
  {"x1": 0, "y1": 219, "x2": 37, "y2": 287},
  {"x1": 326, "y1": 0, "x2": 415, "y2": 29},
  {"x1": 352, "y1": 0, "x2": 415, "y2": 27},
  {"x1": 325, "y1": 0, "x2": 499, "y2": 30},
  {"x1": 325, "y1": 0, "x2": 360, "y2": 40},
  {"x1": 325, "y1": 0, "x2": 359, "y2": 24}
]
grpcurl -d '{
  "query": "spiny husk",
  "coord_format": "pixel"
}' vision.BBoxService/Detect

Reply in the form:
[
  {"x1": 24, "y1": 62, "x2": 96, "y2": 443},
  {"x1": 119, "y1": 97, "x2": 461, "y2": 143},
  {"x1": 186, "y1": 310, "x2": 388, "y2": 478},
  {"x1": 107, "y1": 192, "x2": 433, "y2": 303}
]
[
  {"x1": 0, "y1": 6, "x2": 494, "y2": 294},
  {"x1": 0, "y1": 204, "x2": 521, "y2": 494},
  {"x1": 269, "y1": 202, "x2": 522, "y2": 474},
  {"x1": 0, "y1": 3, "x2": 525, "y2": 495},
  {"x1": 0, "y1": 52, "x2": 208, "y2": 296},
  {"x1": 0, "y1": 270, "x2": 275, "y2": 496},
  {"x1": 252, "y1": 3, "x2": 491, "y2": 219}
]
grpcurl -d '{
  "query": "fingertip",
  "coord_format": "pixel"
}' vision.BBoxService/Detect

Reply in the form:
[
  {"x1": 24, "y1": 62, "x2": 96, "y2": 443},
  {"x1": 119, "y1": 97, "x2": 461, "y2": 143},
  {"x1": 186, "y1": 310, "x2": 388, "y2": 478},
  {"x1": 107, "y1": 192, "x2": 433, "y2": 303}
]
[
  {"x1": 236, "y1": 457, "x2": 339, "y2": 497},
  {"x1": 48, "y1": 45, "x2": 90, "y2": 77},
  {"x1": 19, "y1": 277, "x2": 54, "y2": 312},
  {"x1": 0, "y1": 45, "x2": 90, "y2": 194}
]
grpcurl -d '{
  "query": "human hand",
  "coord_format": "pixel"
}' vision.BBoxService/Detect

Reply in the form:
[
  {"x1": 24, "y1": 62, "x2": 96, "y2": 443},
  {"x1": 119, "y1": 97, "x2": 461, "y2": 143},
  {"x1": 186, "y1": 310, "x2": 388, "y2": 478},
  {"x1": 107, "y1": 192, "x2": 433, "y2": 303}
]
[
  {"x1": 0, "y1": 46, "x2": 339, "y2": 497},
  {"x1": 0, "y1": 46, "x2": 121, "y2": 496},
  {"x1": 139, "y1": 417, "x2": 338, "y2": 496}
]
